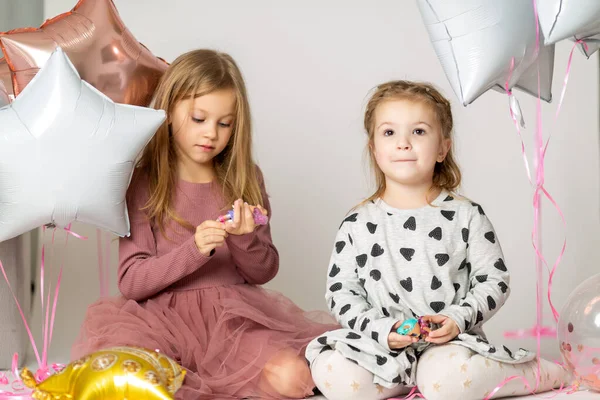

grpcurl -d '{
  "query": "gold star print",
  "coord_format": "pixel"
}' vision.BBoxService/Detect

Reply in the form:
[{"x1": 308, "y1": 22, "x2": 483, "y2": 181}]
[
  {"x1": 463, "y1": 378, "x2": 472, "y2": 389},
  {"x1": 497, "y1": 361, "x2": 504, "y2": 369},
  {"x1": 428, "y1": 353, "x2": 435, "y2": 360},
  {"x1": 546, "y1": 372, "x2": 551, "y2": 381},
  {"x1": 485, "y1": 359, "x2": 491, "y2": 368},
  {"x1": 351, "y1": 381, "x2": 360, "y2": 392},
  {"x1": 553, "y1": 379, "x2": 559, "y2": 387},
  {"x1": 460, "y1": 363, "x2": 468, "y2": 373},
  {"x1": 325, "y1": 381, "x2": 332, "y2": 390},
  {"x1": 483, "y1": 391, "x2": 490, "y2": 398},
  {"x1": 376, "y1": 384, "x2": 384, "y2": 394},
  {"x1": 433, "y1": 383, "x2": 441, "y2": 392},
  {"x1": 522, "y1": 368, "x2": 527, "y2": 376},
  {"x1": 327, "y1": 364, "x2": 333, "y2": 372},
  {"x1": 449, "y1": 352, "x2": 457, "y2": 359}
]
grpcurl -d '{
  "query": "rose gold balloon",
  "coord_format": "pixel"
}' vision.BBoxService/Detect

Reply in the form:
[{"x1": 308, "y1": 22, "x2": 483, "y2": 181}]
[
  {"x1": 0, "y1": 58, "x2": 13, "y2": 105},
  {"x1": 0, "y1": 0, "x2": 167, "y2": 106}
]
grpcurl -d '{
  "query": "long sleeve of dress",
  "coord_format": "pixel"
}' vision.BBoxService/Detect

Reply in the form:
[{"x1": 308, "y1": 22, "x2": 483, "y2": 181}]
[{"x1": 226, "y1": 168, "x2": 279, "y2": 285}]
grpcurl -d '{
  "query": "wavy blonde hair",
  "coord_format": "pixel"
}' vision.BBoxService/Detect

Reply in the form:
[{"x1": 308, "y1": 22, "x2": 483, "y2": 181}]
[
  {"x1": 136, "y1": 49, "x2": 262, "y2": 234},
  {"x1": 362, "y1": 80, "x2": 461, "y2": 204}
]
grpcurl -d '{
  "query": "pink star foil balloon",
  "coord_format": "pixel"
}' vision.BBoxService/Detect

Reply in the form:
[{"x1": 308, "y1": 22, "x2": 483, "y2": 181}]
[
  {"x1": 0, "y1": 58, "x2": 12, "y2": 106},
  {"x1": 0, "y1": 0, "x2": 168, "y2": 106},
  {"x1": 0, "y1": 47, "x2": 166, "y2": 242}
]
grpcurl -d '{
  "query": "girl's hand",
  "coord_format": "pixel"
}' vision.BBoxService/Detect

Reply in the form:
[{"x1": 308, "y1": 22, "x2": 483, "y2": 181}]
[
  {"x1": 388, "y1": 321, "x2": 419, "y2": 350},
  {"x1": 225, "y1": 199, "x2": 267, "y2": 235},
  {"x1": 422, "y1": 315, "x2": 460, "y2": 344},
  {"x1": 194, "y1": 220, "x2": 228, "y2": 256}
]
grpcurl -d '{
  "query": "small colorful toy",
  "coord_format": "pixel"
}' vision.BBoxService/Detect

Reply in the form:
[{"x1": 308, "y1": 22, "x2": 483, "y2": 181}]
[
  {"x1": 217, "y1": 207, "x2": 269, "y2": 225},
  {"x1": 396, "y1": 317, "x2": 432, "y2": 339}
]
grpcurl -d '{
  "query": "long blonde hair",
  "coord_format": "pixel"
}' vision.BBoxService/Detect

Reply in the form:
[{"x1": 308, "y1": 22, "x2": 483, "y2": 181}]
[
  {"x1": 136, "y1": 49, "x2": 262, "y2": 234},
  {"x1": 362, "y1": 80, "x2": 461, "y2": 204}
]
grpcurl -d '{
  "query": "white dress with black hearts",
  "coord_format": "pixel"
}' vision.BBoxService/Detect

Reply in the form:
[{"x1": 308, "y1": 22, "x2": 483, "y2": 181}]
[{"x1": 305, "y1": 191, "x2": 535, "y2": 388}]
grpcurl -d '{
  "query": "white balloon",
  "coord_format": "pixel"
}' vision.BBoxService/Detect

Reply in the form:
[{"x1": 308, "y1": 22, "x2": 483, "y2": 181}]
[
  {"x1": 537, "y1": 0, "x2": 600, "y2": 57},
  {"x1": 0, "y1": 47, "x2": 165, "y2": 242},
  {"x1": 417, "y1": 0, "x2": 555, "y2": 106}
]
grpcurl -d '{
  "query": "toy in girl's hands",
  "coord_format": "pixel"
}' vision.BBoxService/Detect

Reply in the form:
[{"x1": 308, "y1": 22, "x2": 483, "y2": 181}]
[
  {"x1": 396, "y1": 317, "x2": 433, "y2": 340},
  {"x1": 217, "y1": 207, "x2": 268, "y2": 225}
]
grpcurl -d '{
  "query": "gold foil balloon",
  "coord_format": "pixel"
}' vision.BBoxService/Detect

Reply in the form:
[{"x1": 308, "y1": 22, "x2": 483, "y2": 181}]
[
  {"x1": 558, "y1": 273, "x2": 600, "y2": 392},
  {"x1": 0, "y1": 0, "x2": 167, "y2": 106},
  {"x1": 21, "y1": 347, "x2": 185, "y2": 400}
]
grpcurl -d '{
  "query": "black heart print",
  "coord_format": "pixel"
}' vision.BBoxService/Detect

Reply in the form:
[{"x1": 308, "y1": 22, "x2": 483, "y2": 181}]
[
  {"x1": 371, "y1": 331, "x2": 379, "y2": 341},
  {"x1": 405, "y1": 367, "x2": 412, "y2": 377},
  {"x1": 459, "y1": 259, "x2": 467, "y2": 270},
  {"x1": 347, "y1": 358, "x2": 359, "y2": 365},
  {"x1": 360, "y1": 318, "x2": 370, "y2": 331},
  {"x1": 464, "y1": 319, "x2": 471, "y2": 331},
  {"x1": 484, "y1": 231, "x2": 496, "y2": 243},
  {"x1": 487, "y1": 296, "x2": 496, "y2": 310},
  {"x1": 429, "y1": 227, "x2": 442, "y2": 241},
  {"x1": 462, "y1": 228, "x2": 469, "y2": 243},
  {"x1": 400, "y1": 278, "x2": 413, "y2": 292},
  {"x1": 359, "y1": 278, "x2": 366, "y2": 286},
  {"x1": 389, "y1": 292, "x2": 400, "y2": 303},
  {"x1": 471, "y1": 202, "x2": 485, "y2": 215},
  {"x1": 348, "y1": 317, "x2": 357, "y2": 329},
  {"x1": 407, "y1": 353, "x2": 416, "y2": 363},
  {"x1": 349, "y1": 289, "x2": 360, "y2": 296},
  {"x1": 441, "y1": 210, "x2": 455, "y2": 221},
  {"x1": 340, "y1": 213, "x2": 358, "y2": 228},
  {"x1": 389, "y1": 351, "x2": 400, "y2": 358},
  {"x1": 430, "y1": 301, "x2": 446, "y2": 312},
  {"x1": 392, "y1": 376, "x2": 401, "y2": 384},
  {"x1": 370, "y1": 270, "x2": 381, "y2": 281},
  {"x1": 403, "y1": 216, "x2": 416, "y2": 231},
  {"x1": 494, "y1": 258, "x2": 507, "y2": 271},
  {"x1": 367, "y1": 222, "x2": 377, "y2": 234},
  {"x1": 335, "y1": 241, "x2": 346, "y2": 253},
  {"x1": 329, "y1": 264, "x2": 340, "y2": 277},
  {"x1": 444, "y1": 195, "x2": 454, "y2": 202},
  {"x1": 320, "y1": 345, "x2": 332, "y2": 354},
  {"x1": 476, "y1": 311, "x2": 484, "y2": 325},
  {"x1": 498, "y1": 282, "x2": 508, "y2": 293},
  {"x1": 317, "y1": 336, "x2": 327, "y2": 345},
  {"x1": 382, "y1": 307, "x2": 390, "y2": 317},
  {"x1": 503, "y1": 345, "x2": 513, "y2": 358},
  {"x1": 346, "y1": 332, "x2": 361, "y2": 339},
  {"x1": 475, "y1": 275, "x2": 488, "y2": 283},
  {"x1": 435, "y1": 253, "x2": 450, "y2": 266},
  {"x1": 488, "y1": 346, "x2": 496, "y2": 354},
  {"x1": 356, "y1": 254, "x2": 368, "y2": 268},
  {"x1": 339, "y1": 304, "x2": 351, "y2": 315},
  {"x1": 376, "y1": 355, "x2": 388, "y2": 366},
  {"x1": 461, "y1": 302, "x2": 472, "y2": 308},
  {"x1": 431, "y1": 276, "x2": 442, "y2": 290},
  {"x1": 371, "y1": 243, "x2": 384, "y2": 257},
  {"x1": 476, "y1": 337, "x2": 489, "y2": 344},
  {"x1": 400, "y1": 248, "x2": 415, "y2": 261},
  {"x1": 453, "y1": 283, "x2": 460, "y2": 292},
  {"x1": 348, "y1": 234, "x2": 353, "y2": 245},
  {"x1": 329, "y1": 282, "x2": 342, "y2": 292},
  {"x1": 348, "y1": 344, "x2": 361, "y2": 352},
  {"x1": 330, "y1": 298, "x2": 335, "y2": 309}
]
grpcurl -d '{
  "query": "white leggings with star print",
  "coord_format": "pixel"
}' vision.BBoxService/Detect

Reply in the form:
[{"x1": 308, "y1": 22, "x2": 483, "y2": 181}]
[{"x1": 311, "y1": 345, "x2": 570, "y2": 400}]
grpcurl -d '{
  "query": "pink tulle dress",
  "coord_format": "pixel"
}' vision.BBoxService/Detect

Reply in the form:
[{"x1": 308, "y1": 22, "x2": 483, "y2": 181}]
[{"x1": 72, "y1": 170, "x2": 339, "y2": 399}]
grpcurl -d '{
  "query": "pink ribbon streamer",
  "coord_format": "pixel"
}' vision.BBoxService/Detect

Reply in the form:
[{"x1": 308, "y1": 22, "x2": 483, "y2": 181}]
[{"x1": 0, "y1": 226, "x2": 83, "y2": 399}]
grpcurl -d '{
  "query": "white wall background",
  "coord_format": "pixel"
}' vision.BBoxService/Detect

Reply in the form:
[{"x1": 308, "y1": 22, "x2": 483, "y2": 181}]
[{"x1": 30, "y1": 0, "x2": 599, "y2": 364}]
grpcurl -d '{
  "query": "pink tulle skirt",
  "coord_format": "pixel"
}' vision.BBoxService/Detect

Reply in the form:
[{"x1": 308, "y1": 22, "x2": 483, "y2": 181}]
[{"x1": 72, "y1": 284, "x2": 339, "y2": 399}]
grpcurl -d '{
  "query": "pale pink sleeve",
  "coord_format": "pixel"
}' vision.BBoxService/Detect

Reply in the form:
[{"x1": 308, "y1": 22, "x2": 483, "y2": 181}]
[
  {"x1": 117, "y1": 174, "x2": 212, "y2": 301},
  {"x1": 226, "y1": 167, "x2": 280, "y2": 284}
]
